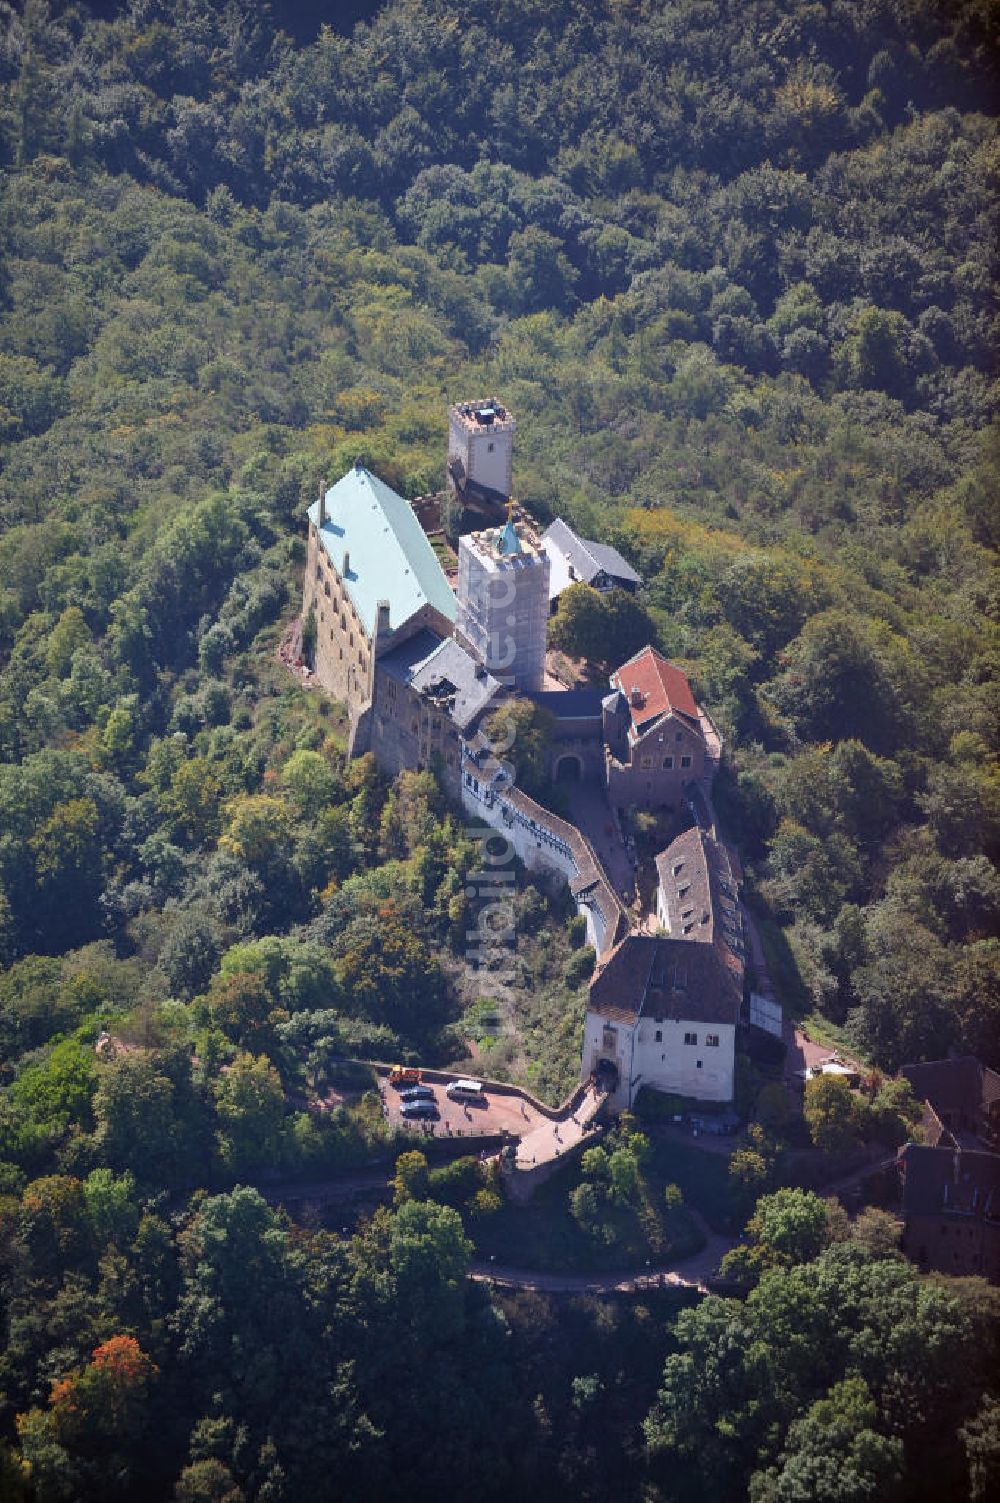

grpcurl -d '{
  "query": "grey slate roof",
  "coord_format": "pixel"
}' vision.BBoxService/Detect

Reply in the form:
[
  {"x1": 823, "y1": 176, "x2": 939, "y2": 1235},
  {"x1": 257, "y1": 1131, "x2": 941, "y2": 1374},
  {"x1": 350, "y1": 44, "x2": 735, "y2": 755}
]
[
  {"x1": 541, "y1": 517, "x2": 642, "y2": 588},
  {"x1": 379, "y1": 631, "x2": 504, "y2": 732},
  {"x1": 527, "y1": 688, "x2": 605, "y2": 719}
]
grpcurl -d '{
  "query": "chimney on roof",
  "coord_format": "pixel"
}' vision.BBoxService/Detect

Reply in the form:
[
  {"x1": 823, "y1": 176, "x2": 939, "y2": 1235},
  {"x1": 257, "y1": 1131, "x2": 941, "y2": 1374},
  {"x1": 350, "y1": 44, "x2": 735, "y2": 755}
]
[
  {"x1": 630, "y1": 687, "x2": 644, "y2": 708},
  {"x1": 376, "y1": 600, "x2": 390, "y2": 636},
  {"x1": 343, "y1": 549, "x2": 350, "y2": 576},
  {"x1": 318, "y1": 485, "x2": 326, "y2": 527}
]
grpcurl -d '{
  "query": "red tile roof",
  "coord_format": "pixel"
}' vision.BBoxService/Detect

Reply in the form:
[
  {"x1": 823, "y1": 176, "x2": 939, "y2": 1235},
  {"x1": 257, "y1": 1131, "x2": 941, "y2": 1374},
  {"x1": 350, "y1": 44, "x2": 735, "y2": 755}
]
[
  {"x1": 611, "y1": 646, "x2": 699, "y2": 732},
  {"x1": 655, "y1": 826, "x2": 745, "y2": 977},
  {"x1": 902, "y1": 1057, "x2": 1000, "y2": 1116},
  {"x1": 588, "y1": 934, "x2": 742, "y2": 1027}
]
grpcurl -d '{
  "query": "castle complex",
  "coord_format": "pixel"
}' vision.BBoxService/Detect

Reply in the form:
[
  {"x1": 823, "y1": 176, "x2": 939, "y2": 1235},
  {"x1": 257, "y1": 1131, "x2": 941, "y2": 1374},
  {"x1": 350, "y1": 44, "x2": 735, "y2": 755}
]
[{"x1": 301, "y1": 402, "x2": 745, "y2": 1108}]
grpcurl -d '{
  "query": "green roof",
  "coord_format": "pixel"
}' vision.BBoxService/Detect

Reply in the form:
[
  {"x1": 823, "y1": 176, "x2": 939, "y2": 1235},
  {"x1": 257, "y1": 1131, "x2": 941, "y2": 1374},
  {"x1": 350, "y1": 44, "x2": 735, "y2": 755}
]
[
  {"x1": 498, "y1": 518, "x2": 522, "y2": 556},
  {"x1": 308, "y1": 465, "x2": 456, "y2": 638}
]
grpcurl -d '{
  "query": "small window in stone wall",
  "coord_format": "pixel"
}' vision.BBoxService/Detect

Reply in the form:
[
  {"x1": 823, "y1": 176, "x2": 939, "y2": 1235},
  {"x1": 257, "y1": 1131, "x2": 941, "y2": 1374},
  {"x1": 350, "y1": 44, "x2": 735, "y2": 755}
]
[
  {"x1": 663, "y1": 756, "x2": 673, "y2": 769},
  {"x1": 681, "y1": 755, "x2": 691, "y2": 768},
  {"x1": 684, "y1": 1032, "x2": 697, "y2": 1045},
  {"x1": 706, "y1": 1033, "x2": 719, "y2": 1047},
  {"x1": 655, "y1": 1029, "x2": 662, "y2": 1042},
  {"x1": 640, "y1": 756, "x2": 652, "y2": 768},
  {"x1": 602, "y1": 1025, "x2": 617, "y2": 1051}
]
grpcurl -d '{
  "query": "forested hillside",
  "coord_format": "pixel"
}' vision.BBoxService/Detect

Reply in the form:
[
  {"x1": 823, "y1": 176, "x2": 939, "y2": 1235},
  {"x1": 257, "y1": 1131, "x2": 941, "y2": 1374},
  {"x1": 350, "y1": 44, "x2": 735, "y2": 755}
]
[{"x1": 0, "y1": 1, "x2": 998, "y2": 1499}]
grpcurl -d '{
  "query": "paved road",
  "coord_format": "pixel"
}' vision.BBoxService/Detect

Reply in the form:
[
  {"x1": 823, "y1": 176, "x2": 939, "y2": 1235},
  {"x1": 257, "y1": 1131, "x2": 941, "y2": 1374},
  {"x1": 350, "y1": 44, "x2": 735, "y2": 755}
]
[
  {"x1": 260, "y1": 1176, "x2": 733, "y2": 1296},
  {"x1": 513, "y1": 1079, "x2": 604, "y2": 1169}
]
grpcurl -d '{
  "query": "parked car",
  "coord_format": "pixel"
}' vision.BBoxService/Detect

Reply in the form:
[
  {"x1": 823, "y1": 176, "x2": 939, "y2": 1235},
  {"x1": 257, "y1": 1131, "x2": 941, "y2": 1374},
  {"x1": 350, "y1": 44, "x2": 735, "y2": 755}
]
[
  {"x1": 446, "y1": 1079, "x2": 485, "y2": 1103},
  {"x1": 389, "y1": 1066, "x2": 421, "y2": 1088},
  {"x1": 400, "y1": 1099, "x2": 438, "y2": 1119},
  {"x1": 400, "y1": 1084, "x2": 435, "y2": 1103}
]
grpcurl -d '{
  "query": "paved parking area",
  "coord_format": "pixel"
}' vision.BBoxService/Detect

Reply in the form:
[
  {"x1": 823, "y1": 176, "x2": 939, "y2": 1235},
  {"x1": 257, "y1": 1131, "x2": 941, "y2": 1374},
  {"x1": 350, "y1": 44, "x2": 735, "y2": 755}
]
[{"x1": 379, "y1": 1077, "x2": 553, "y2": 1143}]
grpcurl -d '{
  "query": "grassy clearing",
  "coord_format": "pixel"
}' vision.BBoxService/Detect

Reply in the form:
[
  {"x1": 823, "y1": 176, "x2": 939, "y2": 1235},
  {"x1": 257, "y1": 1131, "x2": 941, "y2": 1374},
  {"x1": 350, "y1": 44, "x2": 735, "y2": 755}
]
[
  {"x1": 794, "y1": 1009, "x2": 860, "y2": 1058},
  {"x1": 754, "y1": 910, "x2": 811, "y2": 1017},
  {"x1": 643, "y1": 1136, "x2": 739, "y2": 1234},
  {"x1": 429, "y1": 533, "x2": 457, "y2": 570},
  {"x1": 474, "y1": 1162, "x2": 704, "y2": 1274}
]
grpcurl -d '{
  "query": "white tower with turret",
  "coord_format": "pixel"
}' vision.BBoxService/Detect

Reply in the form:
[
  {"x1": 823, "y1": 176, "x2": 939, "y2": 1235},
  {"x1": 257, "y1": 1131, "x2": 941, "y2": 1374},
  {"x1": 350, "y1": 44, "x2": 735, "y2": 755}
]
[{"x1": 455, "y1": 514, "x2": 550, "y2": 692}]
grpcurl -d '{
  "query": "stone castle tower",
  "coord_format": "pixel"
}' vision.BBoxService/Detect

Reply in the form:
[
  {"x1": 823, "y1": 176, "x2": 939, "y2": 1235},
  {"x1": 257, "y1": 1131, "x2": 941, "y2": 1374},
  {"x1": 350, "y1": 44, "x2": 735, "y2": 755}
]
[
  {"x1": 455, "y1": 514, "x2": 550, "y2": 692},
  {"x1": 447, "y1": 399, "x2": 515, "y2": 506}
]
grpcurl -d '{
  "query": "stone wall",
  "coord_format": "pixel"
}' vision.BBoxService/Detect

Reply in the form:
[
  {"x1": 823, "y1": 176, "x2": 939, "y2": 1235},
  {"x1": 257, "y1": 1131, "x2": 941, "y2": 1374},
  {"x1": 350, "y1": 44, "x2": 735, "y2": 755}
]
[
  {"x1": 461, "y1": 764, "x2": 628, "y2": 956},
  {"x1": 581, "y1": 1012, "x2": 736, "y2": 1111},
  {"x1": 371, "y1": 672, "x2": 464, "y2": 800},
  {"x1": 303, "y1": 522, "x2": 372, "y2": 711},
  {"x1": 606, "y1": 714, "x2": 706, "y2": 811}
]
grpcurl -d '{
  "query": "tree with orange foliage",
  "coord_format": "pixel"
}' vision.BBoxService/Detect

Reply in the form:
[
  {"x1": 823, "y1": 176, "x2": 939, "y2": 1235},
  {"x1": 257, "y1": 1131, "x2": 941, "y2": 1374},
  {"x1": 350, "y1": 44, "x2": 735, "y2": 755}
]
[{"x1": 50, "y1": 1336, "x2": 157, "y2": 1444}]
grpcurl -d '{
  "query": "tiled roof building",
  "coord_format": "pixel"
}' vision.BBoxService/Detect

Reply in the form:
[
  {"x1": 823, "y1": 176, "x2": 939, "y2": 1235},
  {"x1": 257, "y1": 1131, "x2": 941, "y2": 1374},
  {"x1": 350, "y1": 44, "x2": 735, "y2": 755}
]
[
  {"x1": 603, "y1": 647, "x2": 708, "y2": 810},
  {"x1": 302, "y1": 464, "x2": 458, "y2": 754},
  {"x1": 301, "y1": 413, "x2": 736, "y2": 1115},
  {"x1": 901, "y1": 1057, "x2": 1000, "y2": 1148},
  {"x1": 654, "y1": 826, "x2": 745, "y2": 977},
  {"x1": 898, "y1": 1144, "x2": 1000, "y2": 1281},
  {"x1": 584, "y1": 933, "x2": 741, "y2": 1107}
]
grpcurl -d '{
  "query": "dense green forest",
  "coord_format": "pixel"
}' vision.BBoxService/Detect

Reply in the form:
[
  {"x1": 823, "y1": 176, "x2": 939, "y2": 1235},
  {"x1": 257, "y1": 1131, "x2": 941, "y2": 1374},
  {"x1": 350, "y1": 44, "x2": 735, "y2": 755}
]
[{"x1": 0, "y1": 0, "x2": 998, "y2": 1498}]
